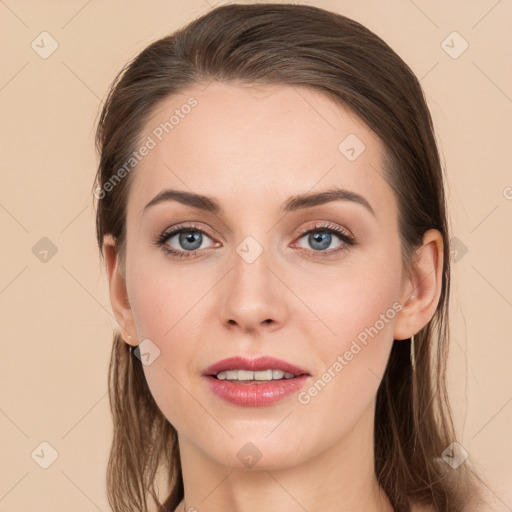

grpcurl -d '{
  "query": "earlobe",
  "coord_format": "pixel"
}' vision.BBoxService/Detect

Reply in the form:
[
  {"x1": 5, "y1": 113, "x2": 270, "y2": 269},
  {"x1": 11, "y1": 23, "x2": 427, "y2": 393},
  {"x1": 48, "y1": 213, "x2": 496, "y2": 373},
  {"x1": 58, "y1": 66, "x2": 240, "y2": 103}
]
[
  {"x1": 102, "y1": 234, "x2": 138, "y2": 346},
  {"x1": 393, "y1": 229, "x2": 444, "y2": 341}
]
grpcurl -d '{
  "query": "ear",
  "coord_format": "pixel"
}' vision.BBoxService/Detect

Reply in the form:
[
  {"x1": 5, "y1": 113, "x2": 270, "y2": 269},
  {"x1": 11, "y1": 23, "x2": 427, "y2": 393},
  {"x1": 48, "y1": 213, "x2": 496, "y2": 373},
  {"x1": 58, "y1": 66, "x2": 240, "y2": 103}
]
[
  {"x1": 394, "y1": 229, "x2": 444, "y2": 341},
  {"x1": 103, "y1": 234, "x2": 138, "y2": 346}
]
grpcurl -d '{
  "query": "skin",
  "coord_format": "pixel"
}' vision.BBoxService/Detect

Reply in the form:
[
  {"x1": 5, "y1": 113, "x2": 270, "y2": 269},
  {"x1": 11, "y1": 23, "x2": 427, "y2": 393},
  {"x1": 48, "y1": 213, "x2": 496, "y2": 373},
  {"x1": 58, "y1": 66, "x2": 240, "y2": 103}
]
[{"x1": 103, "y1": 81, "x2": 443, "y2": 512}]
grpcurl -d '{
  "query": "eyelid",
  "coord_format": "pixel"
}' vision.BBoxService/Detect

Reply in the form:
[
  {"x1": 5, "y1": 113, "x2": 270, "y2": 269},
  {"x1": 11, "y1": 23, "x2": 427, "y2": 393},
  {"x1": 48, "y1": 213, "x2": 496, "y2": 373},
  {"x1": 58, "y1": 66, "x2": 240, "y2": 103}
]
[
  {"x1": 157, "y1": 221, "x2": 353, "y2": 241},
  {"x1": 156, "y1": 222, "x2": 217, "y2": 244},
  {"x1": 291, "y1": 221, "x2": 357, "y2": 257},
  {"x1": 155, "y1": 220, "x2": 356, "y2": 259},
  {"x1": 295, "y1": 221, "x2": 354, "y2": 240}
]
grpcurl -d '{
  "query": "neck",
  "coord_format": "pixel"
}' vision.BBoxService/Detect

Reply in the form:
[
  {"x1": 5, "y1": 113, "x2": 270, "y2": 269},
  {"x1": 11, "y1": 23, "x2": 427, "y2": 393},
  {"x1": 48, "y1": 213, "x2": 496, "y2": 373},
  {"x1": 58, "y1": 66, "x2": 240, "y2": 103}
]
[{"x1": 174, "y1": 403, "x2": 394, "y2": 512}]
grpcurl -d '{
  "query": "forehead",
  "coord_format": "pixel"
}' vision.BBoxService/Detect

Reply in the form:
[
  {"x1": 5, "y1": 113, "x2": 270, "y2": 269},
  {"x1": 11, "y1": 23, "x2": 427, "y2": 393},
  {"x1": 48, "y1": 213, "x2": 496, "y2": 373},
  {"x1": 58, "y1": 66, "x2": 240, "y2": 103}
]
[{"x1": 127, "y1": 81, "x2": 395, "y2": 221}]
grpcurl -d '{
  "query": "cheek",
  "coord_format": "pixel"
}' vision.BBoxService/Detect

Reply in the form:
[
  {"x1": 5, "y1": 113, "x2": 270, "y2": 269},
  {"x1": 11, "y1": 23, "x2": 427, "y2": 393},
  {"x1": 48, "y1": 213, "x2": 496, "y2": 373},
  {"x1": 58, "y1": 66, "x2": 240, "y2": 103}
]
[
  {"x1": 330, "y1": 269, "x2": 401, "y2": 349},
  {"x1": 291, "y1": 250, "x2": 403, "y2": 359},
  {"x1": 127, "y1": 249, "x2": 204, "y2": 338},
  {"x1": 290, "y1": 270, "x2": 402, "y2": 453},
  {"x1": 289, "y1": 247, "x2": 403, "y2": 405},
  {"x1": 125, "y1": 254, "x2": 215, "y2": 428}
]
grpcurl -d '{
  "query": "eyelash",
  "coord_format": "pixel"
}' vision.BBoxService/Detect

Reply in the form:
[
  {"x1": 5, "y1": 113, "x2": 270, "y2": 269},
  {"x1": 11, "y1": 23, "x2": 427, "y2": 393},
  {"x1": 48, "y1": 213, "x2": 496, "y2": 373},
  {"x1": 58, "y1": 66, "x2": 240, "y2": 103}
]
[{"x1": 154, "y1": 222, "x2": 357, "y2": 260}]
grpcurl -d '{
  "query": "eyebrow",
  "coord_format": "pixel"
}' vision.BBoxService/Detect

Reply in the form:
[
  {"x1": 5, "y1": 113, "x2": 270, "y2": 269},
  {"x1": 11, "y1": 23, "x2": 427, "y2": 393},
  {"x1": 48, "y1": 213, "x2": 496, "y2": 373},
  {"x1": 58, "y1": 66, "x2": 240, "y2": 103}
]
[{"x1": 142, "y1": 187, "x2": 375, "y2": 217}]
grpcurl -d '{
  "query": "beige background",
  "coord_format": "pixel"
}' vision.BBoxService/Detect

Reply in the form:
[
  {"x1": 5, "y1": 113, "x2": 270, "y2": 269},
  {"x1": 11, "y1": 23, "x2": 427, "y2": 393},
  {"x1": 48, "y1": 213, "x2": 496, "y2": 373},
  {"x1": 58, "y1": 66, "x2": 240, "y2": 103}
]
[{"x1": 1, "y1": 0, "x2": 511, "y2": 510}]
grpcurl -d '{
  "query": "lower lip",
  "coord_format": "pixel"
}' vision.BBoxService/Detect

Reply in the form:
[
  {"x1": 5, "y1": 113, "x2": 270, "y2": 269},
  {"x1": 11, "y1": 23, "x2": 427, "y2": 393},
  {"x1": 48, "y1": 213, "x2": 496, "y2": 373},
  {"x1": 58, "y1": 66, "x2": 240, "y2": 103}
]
[{"x1": 204, "y1": 375, "x2": 310, "y2": 407}]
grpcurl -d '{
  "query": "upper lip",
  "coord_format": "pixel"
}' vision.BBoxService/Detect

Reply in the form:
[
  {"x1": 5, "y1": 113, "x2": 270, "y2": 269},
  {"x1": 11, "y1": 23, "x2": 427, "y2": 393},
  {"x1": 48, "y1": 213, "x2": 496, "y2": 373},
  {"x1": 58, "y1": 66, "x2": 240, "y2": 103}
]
[{"x1": 203, "y1": 356, "x2": 310, "y2": 377}]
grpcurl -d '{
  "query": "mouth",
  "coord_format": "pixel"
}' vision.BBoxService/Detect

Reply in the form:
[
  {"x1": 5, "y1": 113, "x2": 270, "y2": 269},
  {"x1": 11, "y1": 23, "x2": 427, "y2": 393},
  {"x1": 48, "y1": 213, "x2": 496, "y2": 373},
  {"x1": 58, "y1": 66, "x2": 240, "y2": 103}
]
[
  {"x1": 203, "y1": 355, "x2": 310, "y2": 382},
  {"x1": 213, "y1": 368, "x2": 299, "y2": 382},
  {"x1": 202, "y1": 356, "x2": 311, "y2": 405}
]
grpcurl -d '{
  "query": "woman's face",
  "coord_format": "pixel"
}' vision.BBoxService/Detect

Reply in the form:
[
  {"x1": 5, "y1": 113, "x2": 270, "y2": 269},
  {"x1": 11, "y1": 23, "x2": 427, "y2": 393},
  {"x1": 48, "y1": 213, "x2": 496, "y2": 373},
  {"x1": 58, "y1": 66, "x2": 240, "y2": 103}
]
[{"x1": 119, "y1": 81, "x2": 411, "y2": 469}]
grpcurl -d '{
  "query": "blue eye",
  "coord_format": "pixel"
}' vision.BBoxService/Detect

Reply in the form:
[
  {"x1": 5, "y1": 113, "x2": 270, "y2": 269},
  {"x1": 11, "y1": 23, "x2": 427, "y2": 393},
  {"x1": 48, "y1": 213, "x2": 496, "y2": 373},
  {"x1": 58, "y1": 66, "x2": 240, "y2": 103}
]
[
  {"x1": 294, "y1": 223, "x2": 356, "y2": 258},
  {"x1": 154, "y1": 222, "x2": 356, "y2": 260},
  {"x1": 298, "y1": 229, "x2": 343, "y2": 251},
  {"x1": 155, "y1": 224, "x2": 216, "y2": 258}
]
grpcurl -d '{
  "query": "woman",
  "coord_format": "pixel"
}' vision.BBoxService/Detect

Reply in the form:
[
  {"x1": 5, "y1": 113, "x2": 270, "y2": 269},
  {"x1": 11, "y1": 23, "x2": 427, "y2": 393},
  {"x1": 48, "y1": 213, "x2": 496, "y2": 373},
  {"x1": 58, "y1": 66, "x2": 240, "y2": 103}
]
[{"x1": 93, "y1": 3, "x2": 492, "y2": 511}]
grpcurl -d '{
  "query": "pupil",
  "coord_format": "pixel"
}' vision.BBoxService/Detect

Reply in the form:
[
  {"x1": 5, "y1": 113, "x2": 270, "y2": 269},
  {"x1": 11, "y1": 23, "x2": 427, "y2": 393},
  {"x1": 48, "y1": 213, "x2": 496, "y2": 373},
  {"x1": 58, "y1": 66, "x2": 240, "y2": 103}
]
[
  {"x1": 180, "y1": 231, "x2": 201, "y2": 250},
  {"x1": 310, "y1": 232, "x2": 330, "y2": 251}
]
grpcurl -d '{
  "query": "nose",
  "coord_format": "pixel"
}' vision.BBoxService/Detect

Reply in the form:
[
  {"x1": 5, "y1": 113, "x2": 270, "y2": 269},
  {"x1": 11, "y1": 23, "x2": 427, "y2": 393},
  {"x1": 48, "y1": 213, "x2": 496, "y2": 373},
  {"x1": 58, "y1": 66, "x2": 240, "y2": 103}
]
[{"x1": 219, "y1": 242, "x2": 288, "y2": 333}]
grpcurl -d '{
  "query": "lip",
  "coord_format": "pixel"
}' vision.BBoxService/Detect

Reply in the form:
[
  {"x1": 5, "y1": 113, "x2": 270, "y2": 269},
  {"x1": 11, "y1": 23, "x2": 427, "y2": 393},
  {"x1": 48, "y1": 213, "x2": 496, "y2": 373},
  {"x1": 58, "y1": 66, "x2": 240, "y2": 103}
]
[
  {"x1": 203, "y1": 356, "x2": 310, "y2": 377},
  {"x1": 202, "y1": 356, "x2": 311, "y2": 407},
  {"x1": 205, "y1": 375, "x2": 310, "y2": 407}
]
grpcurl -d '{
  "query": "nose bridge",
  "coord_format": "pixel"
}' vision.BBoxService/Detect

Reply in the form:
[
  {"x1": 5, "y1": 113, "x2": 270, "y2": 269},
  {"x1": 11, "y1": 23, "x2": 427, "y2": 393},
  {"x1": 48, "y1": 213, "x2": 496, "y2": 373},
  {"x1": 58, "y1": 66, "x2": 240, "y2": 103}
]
[
  {"x1": 219, "y1": 231, "x2": 285, "y2": 330},
  {"x1": 231, "y1": 233, "x2": 273, "y2": 303}
]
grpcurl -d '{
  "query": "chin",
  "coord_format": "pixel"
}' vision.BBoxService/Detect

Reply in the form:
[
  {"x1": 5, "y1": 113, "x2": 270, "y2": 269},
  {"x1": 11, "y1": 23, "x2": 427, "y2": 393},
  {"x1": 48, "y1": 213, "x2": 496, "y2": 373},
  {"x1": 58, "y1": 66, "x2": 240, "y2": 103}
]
[{"x1": 206, "y1": 437, "x2": 309, "y2": 472}]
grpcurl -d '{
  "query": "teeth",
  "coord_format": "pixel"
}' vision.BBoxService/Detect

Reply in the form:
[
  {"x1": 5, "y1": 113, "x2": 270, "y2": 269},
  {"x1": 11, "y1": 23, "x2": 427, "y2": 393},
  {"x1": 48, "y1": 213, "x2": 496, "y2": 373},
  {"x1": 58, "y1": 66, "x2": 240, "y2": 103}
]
[
  {"x1": 272, "y1": 369, "x2": 284, "y2": 379},
  {"x1": 255, "y1": 370, "x2": 273, "y2": 380},
  {"x1": 216, "y1": 369, "x2": 296, "y2": 381}
]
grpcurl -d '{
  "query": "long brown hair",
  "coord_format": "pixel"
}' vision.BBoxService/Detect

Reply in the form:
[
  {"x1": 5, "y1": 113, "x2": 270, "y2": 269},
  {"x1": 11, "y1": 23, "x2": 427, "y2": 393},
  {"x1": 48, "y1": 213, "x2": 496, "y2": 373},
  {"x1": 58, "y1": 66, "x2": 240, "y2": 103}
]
[{"x1": 93, "y1": 4, "x2": 489, "y2": 511}]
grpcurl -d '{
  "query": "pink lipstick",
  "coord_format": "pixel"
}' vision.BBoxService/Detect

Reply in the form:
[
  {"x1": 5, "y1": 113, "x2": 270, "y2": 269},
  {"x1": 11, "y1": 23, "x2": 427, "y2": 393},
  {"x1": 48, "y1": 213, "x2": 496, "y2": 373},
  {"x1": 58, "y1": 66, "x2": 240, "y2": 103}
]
[{"x1": 203, "y1": 356, "x2": 311, "y2": 407}]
